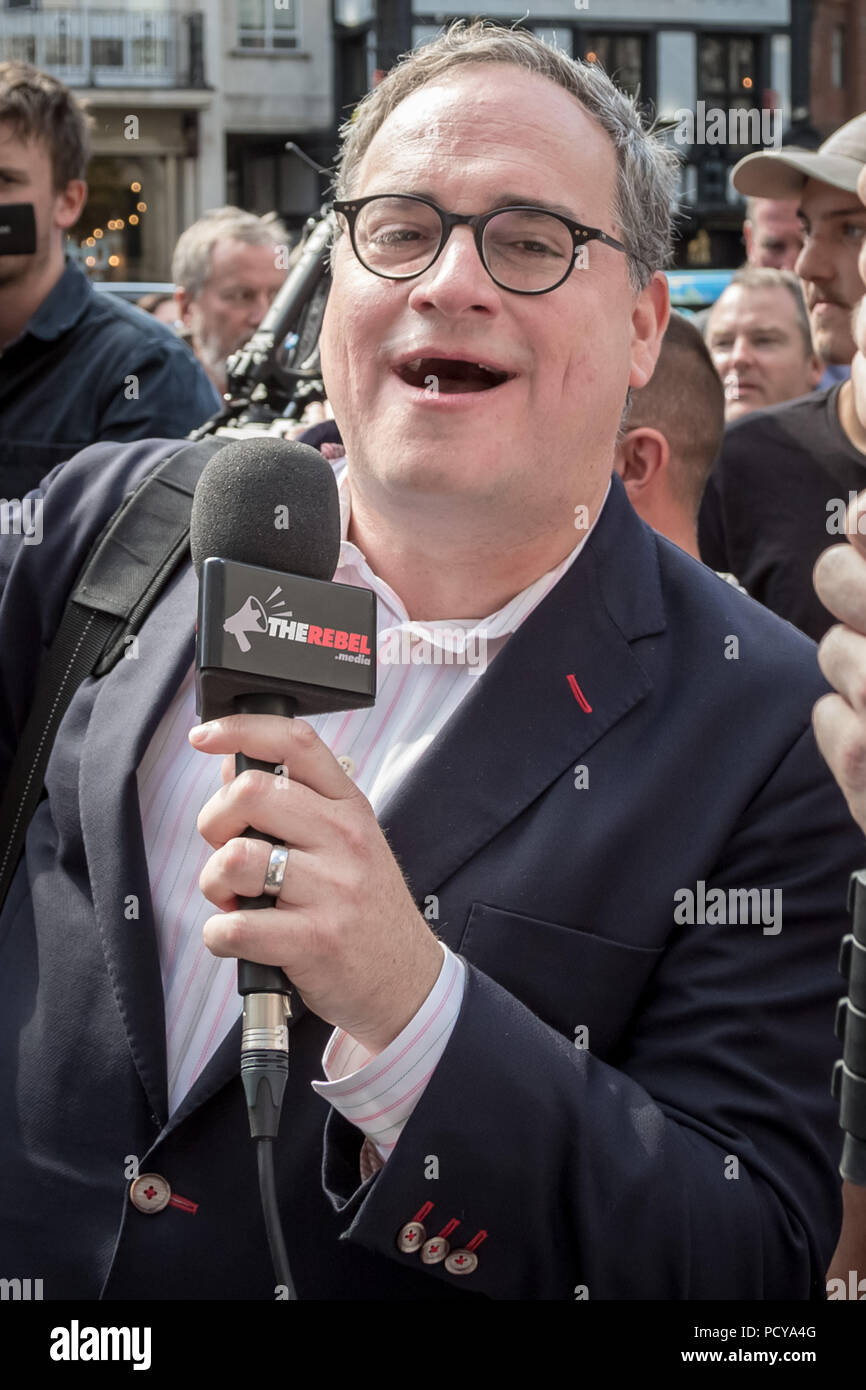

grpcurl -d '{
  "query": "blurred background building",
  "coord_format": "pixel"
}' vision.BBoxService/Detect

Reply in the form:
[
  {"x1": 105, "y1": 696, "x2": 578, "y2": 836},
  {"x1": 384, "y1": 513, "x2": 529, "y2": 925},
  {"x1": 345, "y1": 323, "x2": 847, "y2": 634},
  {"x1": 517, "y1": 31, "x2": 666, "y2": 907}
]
[
  {"x1": 338, "y1": 0, "x2": 862, "y2": 268},
  {"x1": 0, "y1": 0, "x2": 334, "y2": 278},
  {"x1": 1, "y1": 0, "x2": 863, "y2": 277}
]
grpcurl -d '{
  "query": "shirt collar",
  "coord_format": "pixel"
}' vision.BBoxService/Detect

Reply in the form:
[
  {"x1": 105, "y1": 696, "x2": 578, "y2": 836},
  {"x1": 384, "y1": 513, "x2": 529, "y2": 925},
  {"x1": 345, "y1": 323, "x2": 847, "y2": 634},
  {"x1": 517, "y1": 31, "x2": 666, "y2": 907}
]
[
  {"x1": 25, "y1": 256, "x2": 92, "y2": 342},
  {"x1": 332, "y1": 458, "x2": 610, "y2": 639}
]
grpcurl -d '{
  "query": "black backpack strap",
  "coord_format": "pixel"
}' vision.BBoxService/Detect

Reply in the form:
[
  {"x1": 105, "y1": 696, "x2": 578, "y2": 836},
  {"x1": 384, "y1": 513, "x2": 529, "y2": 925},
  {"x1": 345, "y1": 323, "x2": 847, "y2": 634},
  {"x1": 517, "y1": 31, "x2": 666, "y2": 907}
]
[{"x1": 0, "y1": 435, "x2": 225, "y2": 913}]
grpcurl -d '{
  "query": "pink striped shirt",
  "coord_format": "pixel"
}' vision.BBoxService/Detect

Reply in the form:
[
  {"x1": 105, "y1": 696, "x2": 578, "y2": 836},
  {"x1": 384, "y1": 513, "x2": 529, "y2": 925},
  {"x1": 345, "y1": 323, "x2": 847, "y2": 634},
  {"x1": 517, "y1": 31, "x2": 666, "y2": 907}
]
[{"x1": 136, "y1": 463, "x2": 608, "y2": 1136}]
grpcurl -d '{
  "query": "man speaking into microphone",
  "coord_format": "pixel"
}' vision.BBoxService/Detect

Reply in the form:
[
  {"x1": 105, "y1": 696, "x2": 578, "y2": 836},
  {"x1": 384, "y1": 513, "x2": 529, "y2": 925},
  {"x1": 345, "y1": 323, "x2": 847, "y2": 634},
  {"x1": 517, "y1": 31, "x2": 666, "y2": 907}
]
[{"x1": 0, "y1": 21, "x2": 864, "y2": 1301}]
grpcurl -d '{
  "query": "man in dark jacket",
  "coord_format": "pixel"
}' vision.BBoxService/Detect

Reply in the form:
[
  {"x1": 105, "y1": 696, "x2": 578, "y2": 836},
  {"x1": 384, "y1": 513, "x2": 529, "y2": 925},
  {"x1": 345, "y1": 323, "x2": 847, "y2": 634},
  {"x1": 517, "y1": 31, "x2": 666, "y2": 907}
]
[
  {"x1": 1, "y1": 23, "x2": 862, "y2": 1302},
  {"x1": 0, "y1": 62, "x2": 219, "y2": 498}
]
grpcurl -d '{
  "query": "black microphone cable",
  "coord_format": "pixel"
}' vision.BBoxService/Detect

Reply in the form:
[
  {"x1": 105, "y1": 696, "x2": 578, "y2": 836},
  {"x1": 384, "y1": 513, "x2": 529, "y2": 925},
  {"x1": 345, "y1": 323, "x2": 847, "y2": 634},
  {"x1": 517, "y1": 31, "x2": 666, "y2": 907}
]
[{"x1": 234, "y1": 692, "x2": 297, "y2": 1298}]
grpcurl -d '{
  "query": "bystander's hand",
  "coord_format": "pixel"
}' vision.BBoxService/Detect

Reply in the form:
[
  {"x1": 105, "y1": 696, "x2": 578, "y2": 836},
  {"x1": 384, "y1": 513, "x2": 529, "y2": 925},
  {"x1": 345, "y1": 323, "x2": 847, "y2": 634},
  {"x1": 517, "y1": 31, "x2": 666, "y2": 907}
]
[{"x1": 813, "y1": 491, "x2": 866, "y2": 839}]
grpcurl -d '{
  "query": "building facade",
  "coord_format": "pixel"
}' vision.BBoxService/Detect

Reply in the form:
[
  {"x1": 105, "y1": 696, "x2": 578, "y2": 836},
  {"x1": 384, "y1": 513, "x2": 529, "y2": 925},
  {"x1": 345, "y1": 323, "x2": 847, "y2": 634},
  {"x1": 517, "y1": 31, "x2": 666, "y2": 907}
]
[
  {"x1": 0, "y1": 0, "x2": 335, "y2": 280},
  {"x1": 335, "y1": 0, "x2": 803, "y2": 266},
  {"x1": 3, "y1": 2, "x2": 859, "y2": 278},
  {"x1": 809, "y1": 0, "x2": 866, "y2": 134}
]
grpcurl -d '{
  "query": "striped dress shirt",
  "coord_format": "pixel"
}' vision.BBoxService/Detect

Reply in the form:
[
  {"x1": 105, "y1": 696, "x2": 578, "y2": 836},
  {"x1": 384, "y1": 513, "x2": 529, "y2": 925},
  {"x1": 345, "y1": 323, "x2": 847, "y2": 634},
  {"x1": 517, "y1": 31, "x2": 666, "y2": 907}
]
[{"x1": 136, "y1": 462, "x2": 607, "y2": 1152}]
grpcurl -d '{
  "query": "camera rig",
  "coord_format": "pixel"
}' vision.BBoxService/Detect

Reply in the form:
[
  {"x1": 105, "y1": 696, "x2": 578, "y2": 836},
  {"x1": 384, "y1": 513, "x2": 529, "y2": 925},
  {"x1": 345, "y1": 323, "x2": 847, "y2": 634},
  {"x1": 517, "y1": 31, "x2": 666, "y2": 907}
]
[{"x1": 188, "y1": 206, "x2": 336, "y2": 444}]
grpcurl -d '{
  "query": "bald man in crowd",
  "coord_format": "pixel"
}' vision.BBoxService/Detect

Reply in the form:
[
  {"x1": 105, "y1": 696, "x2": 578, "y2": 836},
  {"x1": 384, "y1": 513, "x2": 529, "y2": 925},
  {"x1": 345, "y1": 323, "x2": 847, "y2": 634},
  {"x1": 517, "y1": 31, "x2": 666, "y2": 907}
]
[{"x1": 614, "y1": 312, "x2": 725, "y2": 563}]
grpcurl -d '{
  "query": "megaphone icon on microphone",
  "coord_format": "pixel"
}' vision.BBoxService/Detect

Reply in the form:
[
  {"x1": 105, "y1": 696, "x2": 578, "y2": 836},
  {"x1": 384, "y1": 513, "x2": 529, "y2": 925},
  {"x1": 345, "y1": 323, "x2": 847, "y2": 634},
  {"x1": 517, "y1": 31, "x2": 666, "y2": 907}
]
[{"x1": 224, "y1": 595, "x2": 268, "y2": 653}]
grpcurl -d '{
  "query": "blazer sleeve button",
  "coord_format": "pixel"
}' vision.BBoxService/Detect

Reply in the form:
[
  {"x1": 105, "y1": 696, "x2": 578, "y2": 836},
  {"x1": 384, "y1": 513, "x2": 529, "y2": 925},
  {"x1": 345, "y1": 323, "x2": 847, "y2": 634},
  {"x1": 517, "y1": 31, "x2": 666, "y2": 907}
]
[{"x1": 396, "y1": 1220, "x2": 426, "y2": 1252}]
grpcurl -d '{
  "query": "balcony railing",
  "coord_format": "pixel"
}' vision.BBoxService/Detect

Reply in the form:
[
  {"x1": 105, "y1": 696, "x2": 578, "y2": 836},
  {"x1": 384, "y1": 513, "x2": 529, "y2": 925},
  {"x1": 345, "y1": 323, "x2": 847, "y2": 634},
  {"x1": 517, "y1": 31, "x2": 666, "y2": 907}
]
[{"x1": 0, "y1": 9, "x2": 206, "y2": 88}]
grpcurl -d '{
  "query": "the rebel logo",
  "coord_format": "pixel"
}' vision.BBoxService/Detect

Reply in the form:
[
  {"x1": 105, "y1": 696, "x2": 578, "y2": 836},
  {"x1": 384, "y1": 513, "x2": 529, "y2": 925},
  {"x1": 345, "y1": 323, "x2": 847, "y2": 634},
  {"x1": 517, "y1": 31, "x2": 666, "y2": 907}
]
[
  {"x1": 265, "y1": 615, "x2": 372, "y2": 655},
  {"x1": 223, "y1": 587, "x2": 371, "y2": 657}
]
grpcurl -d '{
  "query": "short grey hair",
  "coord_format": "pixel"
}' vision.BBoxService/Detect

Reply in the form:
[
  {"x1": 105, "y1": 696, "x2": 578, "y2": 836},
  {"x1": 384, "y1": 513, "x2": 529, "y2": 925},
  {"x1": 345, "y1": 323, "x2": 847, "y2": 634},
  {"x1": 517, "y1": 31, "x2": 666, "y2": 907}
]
[
  {"x1": 171, "y1": 206, "x2": 289, "y2": 298},
  {"x1": 331, "y1": 19, "x2": 680, "y2": 292},
  {"x1": 711, "y1": 266, "x2": 815, "y2": 357}
]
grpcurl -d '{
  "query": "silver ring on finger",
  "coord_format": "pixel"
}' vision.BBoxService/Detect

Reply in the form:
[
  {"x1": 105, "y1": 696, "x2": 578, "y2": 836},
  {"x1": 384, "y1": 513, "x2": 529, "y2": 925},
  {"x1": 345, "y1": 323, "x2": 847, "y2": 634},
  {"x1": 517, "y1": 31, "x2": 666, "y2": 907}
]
[{"x1": 262, "y1": 844, "x2": 289, "y2": 897}]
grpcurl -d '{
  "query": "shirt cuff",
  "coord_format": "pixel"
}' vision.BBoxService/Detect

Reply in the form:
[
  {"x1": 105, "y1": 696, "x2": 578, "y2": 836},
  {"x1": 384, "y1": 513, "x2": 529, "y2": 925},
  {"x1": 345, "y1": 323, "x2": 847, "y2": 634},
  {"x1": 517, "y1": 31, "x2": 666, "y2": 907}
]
[{"x1": 312, "y1": 942, "x2": 466, "y2": 1163}]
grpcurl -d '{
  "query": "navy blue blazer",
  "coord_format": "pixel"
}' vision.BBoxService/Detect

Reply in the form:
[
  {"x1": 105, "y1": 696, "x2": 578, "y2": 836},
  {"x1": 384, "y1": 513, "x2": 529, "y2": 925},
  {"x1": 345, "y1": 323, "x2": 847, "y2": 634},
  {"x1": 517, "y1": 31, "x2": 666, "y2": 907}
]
[{"x1": 0, "y1": 439, "x2": 863, "y2": 1301}]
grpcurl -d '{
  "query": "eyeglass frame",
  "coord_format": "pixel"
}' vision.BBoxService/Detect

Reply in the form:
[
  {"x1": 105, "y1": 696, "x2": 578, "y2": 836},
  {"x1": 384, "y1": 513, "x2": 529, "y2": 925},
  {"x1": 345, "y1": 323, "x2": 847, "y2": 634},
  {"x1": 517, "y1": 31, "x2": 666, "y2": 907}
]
[{"x1": 331, "y1": 192, "x2": 646, "y2": 295}]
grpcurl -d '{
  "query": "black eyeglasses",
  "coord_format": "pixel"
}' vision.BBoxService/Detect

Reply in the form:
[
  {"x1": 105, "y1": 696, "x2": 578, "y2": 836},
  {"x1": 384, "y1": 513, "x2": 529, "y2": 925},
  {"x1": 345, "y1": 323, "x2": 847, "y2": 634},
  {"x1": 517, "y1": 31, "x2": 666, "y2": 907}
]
[{"x1": 332, "y1": 193, "x2": 639, "y2": 295}]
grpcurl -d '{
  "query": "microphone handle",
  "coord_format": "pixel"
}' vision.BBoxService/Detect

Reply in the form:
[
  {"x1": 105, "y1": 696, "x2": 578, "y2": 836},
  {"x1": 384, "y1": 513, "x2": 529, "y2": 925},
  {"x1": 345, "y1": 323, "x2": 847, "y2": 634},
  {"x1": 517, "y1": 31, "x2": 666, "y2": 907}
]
[{"x1": 233, "y1": 691, "x2": 297, "y2": 997}]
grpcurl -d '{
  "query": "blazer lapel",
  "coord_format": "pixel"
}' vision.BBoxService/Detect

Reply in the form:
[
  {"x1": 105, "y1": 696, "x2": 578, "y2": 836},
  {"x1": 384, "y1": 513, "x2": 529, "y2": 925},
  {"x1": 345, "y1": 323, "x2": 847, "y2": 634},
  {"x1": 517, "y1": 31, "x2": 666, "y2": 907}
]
[
  {"x1": 78, "y1": 558, "x2": 308, "y2": 1136},
  {"x1": 79, "y1": 563, "x2": 198, "y2": 1125},
  {"x1": 378, "y1": 475, "x2": 667, "y2": 931}
]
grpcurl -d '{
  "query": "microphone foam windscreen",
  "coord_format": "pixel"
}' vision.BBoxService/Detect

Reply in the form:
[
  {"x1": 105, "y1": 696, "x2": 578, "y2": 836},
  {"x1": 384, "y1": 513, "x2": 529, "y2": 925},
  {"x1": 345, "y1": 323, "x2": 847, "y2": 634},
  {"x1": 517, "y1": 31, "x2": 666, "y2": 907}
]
[{"x1": 190, "y1": 437, "x2": 342, "y2": 581}]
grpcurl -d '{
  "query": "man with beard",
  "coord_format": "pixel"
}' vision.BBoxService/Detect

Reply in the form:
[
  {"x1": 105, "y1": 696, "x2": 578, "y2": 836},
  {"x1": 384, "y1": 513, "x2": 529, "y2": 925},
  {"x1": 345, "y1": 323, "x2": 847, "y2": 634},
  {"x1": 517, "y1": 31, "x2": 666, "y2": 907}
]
[
  {"x1": 699, "y1": 113, "x2": 866, "y2": 641},
  {"x1": 172, "y1": 207, "x2": 289, "y2": 398},
  {"x1": 0, "y1": 63, "x2": 220, "y2": 499}
]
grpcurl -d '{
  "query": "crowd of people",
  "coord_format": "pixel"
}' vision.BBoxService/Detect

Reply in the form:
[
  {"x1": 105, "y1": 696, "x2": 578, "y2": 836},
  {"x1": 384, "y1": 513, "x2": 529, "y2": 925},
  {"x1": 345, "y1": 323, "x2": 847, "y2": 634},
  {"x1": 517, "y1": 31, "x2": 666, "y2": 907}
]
[{"x1": 3, "y1": 21, "x2": 866, "y2": 1303}]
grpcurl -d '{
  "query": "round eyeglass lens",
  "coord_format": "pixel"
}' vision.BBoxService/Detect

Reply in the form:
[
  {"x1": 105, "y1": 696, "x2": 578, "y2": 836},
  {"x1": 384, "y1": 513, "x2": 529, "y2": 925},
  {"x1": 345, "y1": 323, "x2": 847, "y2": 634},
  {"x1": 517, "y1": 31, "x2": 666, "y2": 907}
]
[
  {"x1": 353, "y1": 197, "x2": 443, "y2": 277},
  {"x1": 482, "y1": 209, "x2": 575, "y2": 291}
]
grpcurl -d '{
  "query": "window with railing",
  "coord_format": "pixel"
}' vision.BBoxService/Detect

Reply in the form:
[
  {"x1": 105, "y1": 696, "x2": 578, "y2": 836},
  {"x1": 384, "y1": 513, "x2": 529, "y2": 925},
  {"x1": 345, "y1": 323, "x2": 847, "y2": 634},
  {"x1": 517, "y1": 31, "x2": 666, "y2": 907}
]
[
  {"x1": 238, "y1": 0, "x2": 298, "y2": 50},
  {"x1": 0, "y1": 10, "x2": 194, "y2": 87},
  {"x1": 44, "y1": 17, "x2": 82, "y2": 70}
]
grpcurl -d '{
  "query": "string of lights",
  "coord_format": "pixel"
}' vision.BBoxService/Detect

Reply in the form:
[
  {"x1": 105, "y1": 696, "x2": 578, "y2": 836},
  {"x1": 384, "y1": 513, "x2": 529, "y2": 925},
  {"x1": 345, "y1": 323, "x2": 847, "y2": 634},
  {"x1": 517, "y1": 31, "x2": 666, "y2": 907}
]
[{"x1": 80, "y1": 179, "x2": 148, "y2": 271}]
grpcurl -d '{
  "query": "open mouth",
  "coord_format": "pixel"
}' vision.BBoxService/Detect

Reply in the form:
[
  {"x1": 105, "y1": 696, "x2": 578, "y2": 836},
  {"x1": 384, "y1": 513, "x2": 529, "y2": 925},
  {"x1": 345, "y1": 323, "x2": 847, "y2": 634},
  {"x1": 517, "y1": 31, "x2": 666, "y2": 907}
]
[{"x1": 395, "y1": 357, "x2": 512, "y2": 394}]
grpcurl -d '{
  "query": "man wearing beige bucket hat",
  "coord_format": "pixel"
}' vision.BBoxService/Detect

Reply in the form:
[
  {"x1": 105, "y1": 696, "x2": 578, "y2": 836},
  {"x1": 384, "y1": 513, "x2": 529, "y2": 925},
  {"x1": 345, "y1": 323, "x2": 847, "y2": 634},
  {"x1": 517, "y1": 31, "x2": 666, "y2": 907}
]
[{"x1": 699, "y1": 113, "x2": 866, "y2": 641}]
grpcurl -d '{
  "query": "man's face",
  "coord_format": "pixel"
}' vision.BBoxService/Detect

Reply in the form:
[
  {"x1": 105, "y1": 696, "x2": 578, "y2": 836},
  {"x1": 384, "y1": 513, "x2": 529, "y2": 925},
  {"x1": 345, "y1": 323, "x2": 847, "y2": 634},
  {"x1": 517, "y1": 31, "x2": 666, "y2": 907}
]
[
  {"x1": 319, "y1": 64, "x2": 668, "y2": 526},
  {"x1": 180, "y1": 237, "x2": 286, "y2": 369},
  {"x1": 707, "y1": 283, "x2": 822, "y2": 420},
  {"x1": 745, "y1": 198, "x2": 803, "y2": 270},
  {"x1": 0, "y1": 122, "x2": 84, "y2": 288},
  {"x1": 795, "y1": 176, "x2": 866, "y2": 365}
]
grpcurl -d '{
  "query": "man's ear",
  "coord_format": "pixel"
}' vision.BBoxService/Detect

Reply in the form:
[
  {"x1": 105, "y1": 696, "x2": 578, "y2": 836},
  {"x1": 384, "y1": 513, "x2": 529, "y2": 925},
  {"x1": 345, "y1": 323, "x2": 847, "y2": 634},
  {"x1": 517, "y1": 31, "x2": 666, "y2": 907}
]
[
  {"x1": 54, "y1": 179, "x2": 87, "y2": 231},
  {"x1": 629, "y1": 271, "x2": 670, "y2": 390},
  {"x1": 176, "y1": 288, "x2": 195, "y2": 329},
  {"x1": 614, "y1": 427, "x2": 669, "y2": 498},
  {"x1": 807, "y1": 353, "x2": 824, "y2": 389}
]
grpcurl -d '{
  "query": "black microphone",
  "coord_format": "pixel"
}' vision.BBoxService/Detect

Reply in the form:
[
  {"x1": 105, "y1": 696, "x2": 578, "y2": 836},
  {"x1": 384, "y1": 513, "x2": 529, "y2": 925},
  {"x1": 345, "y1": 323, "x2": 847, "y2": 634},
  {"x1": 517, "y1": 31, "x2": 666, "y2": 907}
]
[
  {"x1": 190, "y1": 436, "x2": 377, "y2": 1296},
  {"x1": 190, "y1": 437, "x2": 376, "y2": 1124}
]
